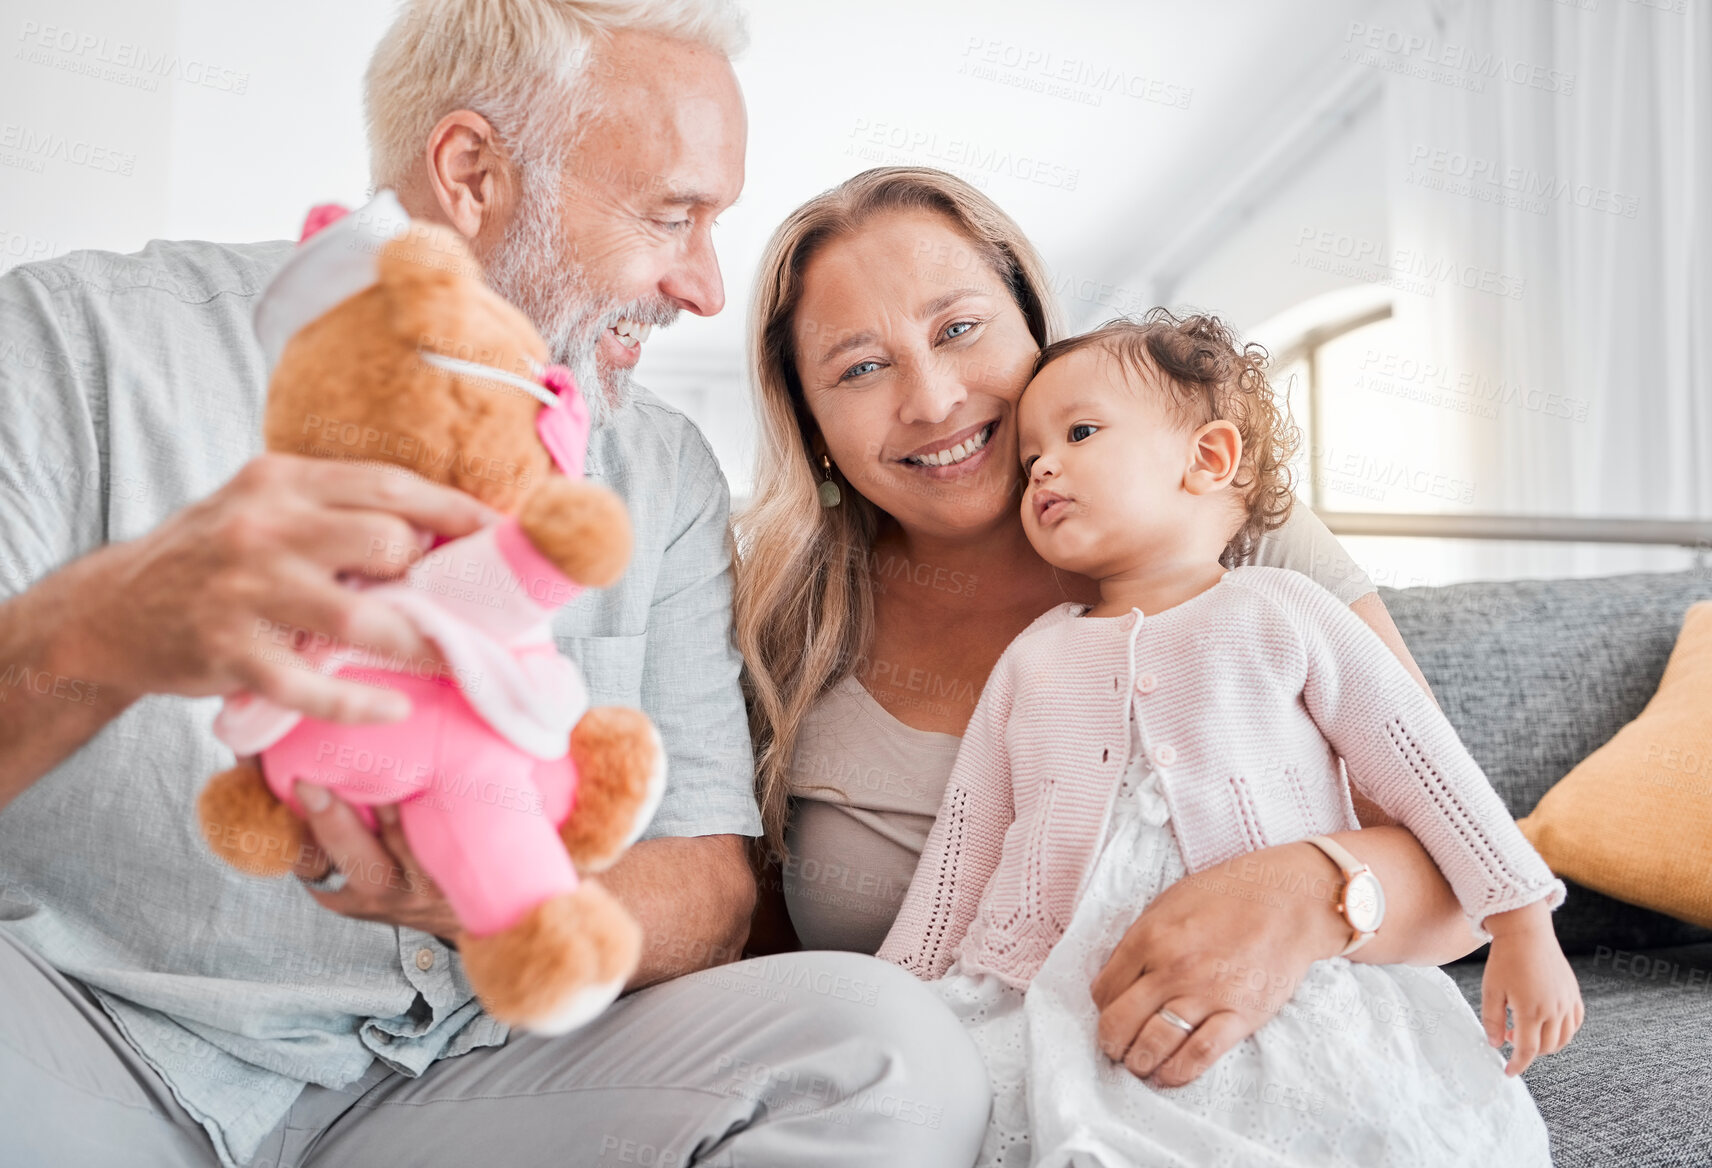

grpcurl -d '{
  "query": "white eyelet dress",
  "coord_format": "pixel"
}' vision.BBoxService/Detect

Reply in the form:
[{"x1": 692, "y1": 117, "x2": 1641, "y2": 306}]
[{"x1": 933, "y1": 704, "x2": 1553, "y2": 1168}]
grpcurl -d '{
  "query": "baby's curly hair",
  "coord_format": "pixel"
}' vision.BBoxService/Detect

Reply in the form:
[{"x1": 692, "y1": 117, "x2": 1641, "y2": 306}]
[{"x1": 1032, "y1": 308, "x2": 1300, "y2": 565}]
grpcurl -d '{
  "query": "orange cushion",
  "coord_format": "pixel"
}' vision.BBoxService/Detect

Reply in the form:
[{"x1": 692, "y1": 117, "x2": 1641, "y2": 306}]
[{"x1": 1518, "y1": 601, "x2": 1712, "y2": 928}]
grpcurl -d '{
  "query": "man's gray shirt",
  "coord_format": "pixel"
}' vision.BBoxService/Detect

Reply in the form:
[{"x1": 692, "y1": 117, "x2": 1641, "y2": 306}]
[{"x1": 0, "y1": 239, "x2": 762, "y2": 1167}]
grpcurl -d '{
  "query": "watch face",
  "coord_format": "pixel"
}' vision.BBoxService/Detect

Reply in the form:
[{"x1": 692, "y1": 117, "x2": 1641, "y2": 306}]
[{"x1": 1344, "y1": 871, "x2": 1386, "y2": 933}]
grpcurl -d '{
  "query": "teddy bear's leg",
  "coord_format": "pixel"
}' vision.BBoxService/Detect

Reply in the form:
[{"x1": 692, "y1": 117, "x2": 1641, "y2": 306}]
[
  {"x1": 198, "y1": 759, "x2": 311, "y2": 877},
  {"x1": 394, "y1": 746, "x2": 642, "y2": 1034},
  {"x1": 457, "y1": 881, "x2": 640, "y2": 1035},
  {"x1": 558, "y1": 707, "x2": 667, "y2": 874}
]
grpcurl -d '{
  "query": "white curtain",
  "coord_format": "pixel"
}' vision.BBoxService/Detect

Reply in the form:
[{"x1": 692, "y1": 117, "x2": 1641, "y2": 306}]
[{"x1": 1379, "y1": 0, "x2": 1711, "y2": 578}]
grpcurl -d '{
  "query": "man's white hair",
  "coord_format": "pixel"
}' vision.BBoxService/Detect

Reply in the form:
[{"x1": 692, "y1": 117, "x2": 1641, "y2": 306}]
[{"x1": 364, "y1": 0, "x2": 748, "y2": 192}]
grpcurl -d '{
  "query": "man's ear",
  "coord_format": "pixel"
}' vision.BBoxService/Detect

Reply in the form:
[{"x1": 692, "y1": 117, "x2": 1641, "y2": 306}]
[
  {"x1": 1183, "y1": 419, "x2": 1242, "y2": 495},
  {"x1": 422, "y1": 110, "x2": 514, "y2": 242}
]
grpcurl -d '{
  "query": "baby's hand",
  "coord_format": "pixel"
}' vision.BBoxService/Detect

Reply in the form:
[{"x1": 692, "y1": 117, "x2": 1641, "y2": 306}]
[{"x1": 1480, "y1": 901, "x2": 1584, "y2": 1076}]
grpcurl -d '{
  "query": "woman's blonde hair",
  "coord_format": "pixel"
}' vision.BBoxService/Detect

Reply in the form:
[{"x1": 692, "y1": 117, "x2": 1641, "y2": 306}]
[{"x1": 736, "y1": 166, "x2": 1065, "y2": 856}]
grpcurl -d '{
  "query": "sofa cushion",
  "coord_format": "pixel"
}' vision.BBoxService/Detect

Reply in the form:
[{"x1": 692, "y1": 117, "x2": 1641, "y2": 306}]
[
  {"x1": 1445, "y1": 942, "x2": 1712, "y2": 1167},
  {"x1": 1519, "y1": 600, "x2": 1712, "y2": 928},
  {"x1": 1378, "y1": 570, "x2": 1712, "y2": 954}
]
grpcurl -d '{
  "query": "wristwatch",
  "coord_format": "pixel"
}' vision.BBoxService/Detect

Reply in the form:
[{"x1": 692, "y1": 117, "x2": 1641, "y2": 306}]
[{"x1": 1303, "y1": 835, "x2": 1386, "y2": 956}]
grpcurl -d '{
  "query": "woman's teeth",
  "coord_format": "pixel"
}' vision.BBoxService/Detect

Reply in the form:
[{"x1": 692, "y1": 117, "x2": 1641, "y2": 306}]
[
  {"x1": 906, "y1": 423, "x2": 995, "y2": 468},
  {"x1": 611, "y1": 319, "x2": 654, "y2": 349}
]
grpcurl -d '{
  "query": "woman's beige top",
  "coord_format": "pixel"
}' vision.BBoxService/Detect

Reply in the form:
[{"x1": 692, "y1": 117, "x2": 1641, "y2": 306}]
[{"x1": 780, "y1": 504, "x2": 1378, "y2": 954}]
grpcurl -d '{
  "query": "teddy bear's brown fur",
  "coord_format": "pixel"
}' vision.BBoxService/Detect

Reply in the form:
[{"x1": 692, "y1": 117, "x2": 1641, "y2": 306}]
[{"x1": 197, "y1": 220, "x2": 662, "y2": 1031}]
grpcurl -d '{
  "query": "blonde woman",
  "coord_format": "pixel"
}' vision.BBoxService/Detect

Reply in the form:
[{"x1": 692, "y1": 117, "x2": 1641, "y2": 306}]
[{"x1": 739, "y1": 167, "x2": 1488, "y2": 1095}]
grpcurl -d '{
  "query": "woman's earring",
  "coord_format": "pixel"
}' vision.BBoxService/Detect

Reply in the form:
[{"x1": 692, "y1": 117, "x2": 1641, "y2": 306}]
[{"x1": 818, "y1": 454, "x2": 842, "y2": 509}]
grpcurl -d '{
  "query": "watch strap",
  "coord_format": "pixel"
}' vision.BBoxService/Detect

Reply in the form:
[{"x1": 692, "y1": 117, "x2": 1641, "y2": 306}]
[
  {"x1": 1304, "y1": 834, "x2": 1377, "y2": 956},
  {"x1": 1304, "y1": 833, "x2": 1364, "y2": 876}
]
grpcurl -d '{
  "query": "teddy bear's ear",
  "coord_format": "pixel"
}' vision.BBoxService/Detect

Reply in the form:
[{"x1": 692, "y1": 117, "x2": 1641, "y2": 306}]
[
  {"x1": 376, "y1": 223, "x2": 478, "y2": 293},
  {"x1": 375, "y1": 224, "x2": 484, "y2": 341},
  {"x1": 376, "y1": 224, "x2": 547, "y2": 366}
]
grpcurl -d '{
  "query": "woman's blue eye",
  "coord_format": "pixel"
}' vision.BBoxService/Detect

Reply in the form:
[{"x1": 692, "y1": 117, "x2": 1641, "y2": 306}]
[
  {"x1": 1069, "y1": 423, "x2": 1098, "y2": 442},
  {"x1": 656, "y1": 219, "x2": 691, "y2": 233},
  {"x1": 843, "y1": 360, "x2": 881, "y2": 380},
  {"x1": 944, "y1": 320, "x2": 975, "y2": 340}
]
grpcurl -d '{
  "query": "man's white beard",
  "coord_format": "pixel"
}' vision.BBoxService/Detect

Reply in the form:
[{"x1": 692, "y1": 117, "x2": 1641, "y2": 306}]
[{"x1": 482, "y1": 166, "x2": 679, "y2": 425}]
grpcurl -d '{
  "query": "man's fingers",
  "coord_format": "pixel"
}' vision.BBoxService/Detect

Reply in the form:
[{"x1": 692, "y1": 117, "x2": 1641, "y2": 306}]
[
  {"x1": 1151, "y1": 1010, "x2": 1250, "y2": 1088},
  {"x1": 288, "y1": 835, "x2": 333, "y2": 882},
  {"x1": 287, "y1": 458, "x2": 497, "y2": 539},
  {"x1": 374, "y1": 805, "x2": 434, "y2": 898},
  {"x1": 264, "y1": 568, "x2": 440, "y2": 666},
  {"x1": 248, "y1": 658, "x2": 412, "y2": 725},
  {"x1": 283, "y1": 508, "x2": 426, "y2": 580},
  {"x1": 293, "y1": 782, "x2": 396, "y2": 899}
]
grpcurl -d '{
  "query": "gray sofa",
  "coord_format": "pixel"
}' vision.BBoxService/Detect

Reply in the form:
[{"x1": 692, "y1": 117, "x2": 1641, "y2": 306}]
[{"x1": 1379, "y1": 568, "x2": 1712, "y2": 1167}]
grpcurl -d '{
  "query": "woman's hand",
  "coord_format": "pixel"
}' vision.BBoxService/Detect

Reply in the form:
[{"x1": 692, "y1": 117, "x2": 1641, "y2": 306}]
[
  {"x1": 1089, "y1": 841, "x2": 1350, "y2": 1087},
  {"x1": 289, "y1": 782, "x2": 462, "y2": 942}
]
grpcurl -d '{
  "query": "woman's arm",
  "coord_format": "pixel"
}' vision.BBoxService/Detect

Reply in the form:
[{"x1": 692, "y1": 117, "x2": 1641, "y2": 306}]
[
  {"x1": 1349, "y1": 591, "x2": 1437, "y2": 706},
  {"x1": 1255, "y1": 828, "x2": 1485, "y2": 966},
  {"x1": 1342, "y1": 589, "x2": 1481, "y2": 962},
  {"x1": 1298, "y1": 576, "x2": 1565, "y2": 929}
]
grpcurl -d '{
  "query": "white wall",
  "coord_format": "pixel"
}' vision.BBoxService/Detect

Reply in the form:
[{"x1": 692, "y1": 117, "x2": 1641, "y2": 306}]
[
  {"x1": 1170, "y1": 94, "x2": 1388, "y2": 334},
  {"x1": 4, "y1": 0, "x2": 1702, "y2": 584},
  {"x1": 1, "y1": 0, "x2": 1398, "y2": 496},
  {"x1": 1129, "y1": 8, "x2": 1707, "y2": 587}
]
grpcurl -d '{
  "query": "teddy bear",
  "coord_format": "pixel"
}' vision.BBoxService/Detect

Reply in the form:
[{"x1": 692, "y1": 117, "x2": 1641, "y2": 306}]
[{"x1": 196, "y1": 191, "x2": 664, "y2": 1035}]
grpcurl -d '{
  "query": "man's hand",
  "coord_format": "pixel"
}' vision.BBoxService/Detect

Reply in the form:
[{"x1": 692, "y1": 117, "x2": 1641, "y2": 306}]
[
  {"x1": 289, "y1": 781, "x2": 462, "y2": 940},
  {"x1": 57, "y1": 453, "x2": 494, "y2": 723},
  {"x1": 0, "y1": 454, "x2": 497, "y2": 812},
  {"x1": 289, "y1": 805, "x2": 757, "y2": 988}
]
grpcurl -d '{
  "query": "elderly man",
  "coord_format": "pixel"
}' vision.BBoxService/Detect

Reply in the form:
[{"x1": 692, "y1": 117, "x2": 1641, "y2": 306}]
[{"x1": 0, "y1": 2, "x2": 984, "y2": 1165}]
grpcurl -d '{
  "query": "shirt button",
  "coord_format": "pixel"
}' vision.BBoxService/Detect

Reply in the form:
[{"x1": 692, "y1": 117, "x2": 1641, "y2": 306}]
[
  {"x1": 1120, "y1": 613, "x2": 1139, "y2": 632},
  {"x1": 415, "y1": 948, "x2": 436, "y2": 972},
  {"x1": 1154, "y1": 743, "x2": 1177, "y2": 766},
  {"x1": 1135, "y1": 674, "x2": 1158, "y2": 694}
]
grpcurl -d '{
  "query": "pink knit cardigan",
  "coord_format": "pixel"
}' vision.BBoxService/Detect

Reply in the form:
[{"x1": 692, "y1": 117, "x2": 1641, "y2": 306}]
[{"x1": 878, "y1": 566, "x2": 1566, "y2": 989}]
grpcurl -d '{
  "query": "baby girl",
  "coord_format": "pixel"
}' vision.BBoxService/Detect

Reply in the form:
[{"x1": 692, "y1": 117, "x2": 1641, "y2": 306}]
[{"x1": 878, "y1": 311, "x2": 1583, "y2": 1167}]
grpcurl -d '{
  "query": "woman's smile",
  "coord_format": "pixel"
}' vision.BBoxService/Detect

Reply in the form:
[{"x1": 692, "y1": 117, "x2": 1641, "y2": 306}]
[{"x1": 896, "y1": 419, "x2": 1000, "y2": 478}]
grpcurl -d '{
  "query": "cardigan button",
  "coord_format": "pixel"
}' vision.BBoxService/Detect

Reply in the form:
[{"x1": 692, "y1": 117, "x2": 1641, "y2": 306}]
[
  {"x1": 1120, "y1": 613, "x2": 1138, "y2": 632},
  {"x1": 1135, "y1": 673, "x2": 1158, "y2": 694},
  {"x1": 1154, "y1": 743, "x2": 1177, "y2": 766}
]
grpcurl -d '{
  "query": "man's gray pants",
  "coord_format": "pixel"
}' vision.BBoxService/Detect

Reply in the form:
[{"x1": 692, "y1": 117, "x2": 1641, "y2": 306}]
[{"x1": 0, "y1": 928, "x2": 989, "y2": 1167}]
